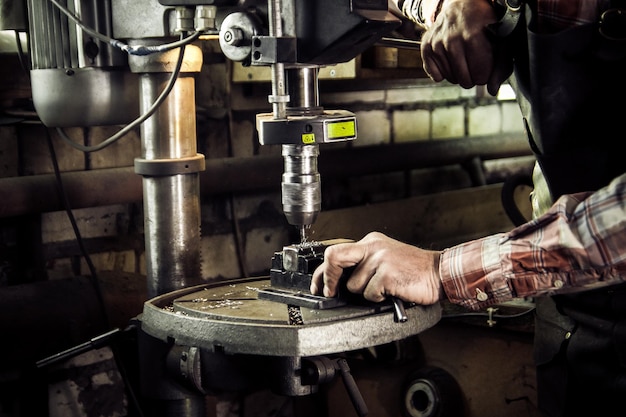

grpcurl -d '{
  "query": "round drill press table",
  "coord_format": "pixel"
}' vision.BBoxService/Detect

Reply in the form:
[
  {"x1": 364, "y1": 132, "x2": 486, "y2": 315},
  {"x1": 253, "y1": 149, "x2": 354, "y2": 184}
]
[{"x1": 140, "y1": 277, "x2": 442, "y2": 357}]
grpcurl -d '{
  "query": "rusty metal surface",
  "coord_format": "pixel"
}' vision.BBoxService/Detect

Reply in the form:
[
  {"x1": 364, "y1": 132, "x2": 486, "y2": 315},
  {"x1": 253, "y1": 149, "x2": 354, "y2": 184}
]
[{"x1": 140, "y1": 277, "x2": 442, "y2": 357}]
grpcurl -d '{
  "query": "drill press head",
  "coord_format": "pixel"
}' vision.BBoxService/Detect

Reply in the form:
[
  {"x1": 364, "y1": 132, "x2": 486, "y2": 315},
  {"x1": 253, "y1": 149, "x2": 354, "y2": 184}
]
[{"x1": 219, "y1": 0, "x2": 401, "y2": 237}]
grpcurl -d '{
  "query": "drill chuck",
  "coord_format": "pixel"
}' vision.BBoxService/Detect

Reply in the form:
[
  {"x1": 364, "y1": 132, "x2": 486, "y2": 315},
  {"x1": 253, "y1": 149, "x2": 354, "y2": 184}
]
[{"x1": 282, "y1": 144, "x2": 321, "y2": 227}]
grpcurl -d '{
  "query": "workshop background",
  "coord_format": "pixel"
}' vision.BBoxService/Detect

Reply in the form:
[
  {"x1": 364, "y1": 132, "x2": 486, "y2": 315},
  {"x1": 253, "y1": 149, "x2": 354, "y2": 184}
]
[{"x1": 0, "y1": 3, "x2": 539, "y2": 417}]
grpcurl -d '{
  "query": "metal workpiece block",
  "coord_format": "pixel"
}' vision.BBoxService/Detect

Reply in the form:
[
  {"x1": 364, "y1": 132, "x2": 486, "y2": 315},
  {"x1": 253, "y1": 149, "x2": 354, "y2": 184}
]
[
  {"x1": 140, "y1": 278, "x2": 442, "y2": 357},
  {"x1": 269, "y1": 241, "x2": 329, "y2": 291}
]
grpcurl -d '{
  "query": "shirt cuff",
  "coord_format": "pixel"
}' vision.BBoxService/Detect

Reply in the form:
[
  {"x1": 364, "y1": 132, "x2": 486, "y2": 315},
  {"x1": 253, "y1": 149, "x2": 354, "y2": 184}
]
[{"x1": 439, "y1": 233, "x2": 513, "y2": 310}]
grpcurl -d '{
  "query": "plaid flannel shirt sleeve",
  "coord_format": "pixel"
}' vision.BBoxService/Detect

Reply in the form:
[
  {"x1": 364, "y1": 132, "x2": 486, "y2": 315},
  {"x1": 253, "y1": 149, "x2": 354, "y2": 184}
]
[{"x1": 439, "y1": 173, "x2": 626, "y2": 310}]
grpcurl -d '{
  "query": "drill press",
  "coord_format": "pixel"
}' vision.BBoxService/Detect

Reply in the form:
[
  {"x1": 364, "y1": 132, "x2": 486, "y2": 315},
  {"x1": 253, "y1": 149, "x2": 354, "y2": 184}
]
[
  {"x1": 25, "y1": 1, "x2": 440, "y2": 415},
  {"x1": 140, "y1": 1, "x2": 436, "y2": 413}
]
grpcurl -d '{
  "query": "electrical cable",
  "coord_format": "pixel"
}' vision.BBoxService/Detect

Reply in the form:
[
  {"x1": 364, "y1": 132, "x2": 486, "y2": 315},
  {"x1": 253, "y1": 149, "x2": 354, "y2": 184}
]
[
  {"x1": 45, "y1": 129, "x2": 110, "y2": 328},
  {"x1": 13, "y1": 30, "x2": 29, "y2": 72},
  {"x1": 48, "y1": 0, "x2": 202, "y2": 56},
  {"x1": 47, "y1": 126, "x2": 150, "y2": 416},
  {"x1": 56, "y1": 34, "x2": 192, "y2": 153}
]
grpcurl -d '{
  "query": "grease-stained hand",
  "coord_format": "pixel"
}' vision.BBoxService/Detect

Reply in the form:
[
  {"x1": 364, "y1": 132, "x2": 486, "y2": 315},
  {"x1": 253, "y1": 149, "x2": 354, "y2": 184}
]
[
  {"x1": 420, "y1": 0, "x2": 514, "y2": 95},
  {"x1": 311, "y1": 232, "x2": 443, "y2": 306}
]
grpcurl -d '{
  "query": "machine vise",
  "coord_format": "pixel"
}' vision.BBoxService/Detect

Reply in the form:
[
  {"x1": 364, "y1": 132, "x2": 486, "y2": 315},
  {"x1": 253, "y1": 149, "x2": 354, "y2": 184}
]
[{"x1": 258, "y1": 239, "x2": 355, "y2": 309}]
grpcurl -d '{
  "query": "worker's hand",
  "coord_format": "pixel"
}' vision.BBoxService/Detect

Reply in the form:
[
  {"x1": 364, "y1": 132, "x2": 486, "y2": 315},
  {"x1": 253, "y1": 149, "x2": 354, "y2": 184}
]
[
  {"x1": 311, "y1": 232, "x2": 443, "y2": 305},
  {"x1": 420, "y1": 0, "x2": 513, "y2": 95}
]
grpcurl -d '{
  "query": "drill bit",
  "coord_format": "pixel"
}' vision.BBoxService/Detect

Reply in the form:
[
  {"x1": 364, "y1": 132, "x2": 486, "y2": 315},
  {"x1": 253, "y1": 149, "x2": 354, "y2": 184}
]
[{"x1": 299, "y1": 225, "x2": 307, "y2": 243}]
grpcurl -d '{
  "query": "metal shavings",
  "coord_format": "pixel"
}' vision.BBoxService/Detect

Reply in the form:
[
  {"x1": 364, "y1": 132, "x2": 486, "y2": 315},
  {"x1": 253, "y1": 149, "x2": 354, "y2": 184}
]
[
  {"x1": 193, "y1": 299, "x2": 244, "y2": 310},
  {"x1": 213, "y1": 299, "x2": 243, "y2": 309},
  {"x1": 288, "y1": 305, "x2": 304, "y2": 326},
  {"x1": 202, "y1": 288, "x2": 220, "y2": 298},
  {"x1": 191, "y1": 297, "x2": 208, "y2": 303},
  {"x1": 295, "y1": 240, "x2": 323, "y2": 250},
  {"x1": 290, "y1": 240, "x2": 324, "y2": 259}
]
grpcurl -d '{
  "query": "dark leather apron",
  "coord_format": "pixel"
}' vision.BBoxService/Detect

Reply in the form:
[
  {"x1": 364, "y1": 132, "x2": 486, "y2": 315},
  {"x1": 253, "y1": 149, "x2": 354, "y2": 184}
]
[{"x1": 509, "y1": 4, "x2": 626, "y2": 416}]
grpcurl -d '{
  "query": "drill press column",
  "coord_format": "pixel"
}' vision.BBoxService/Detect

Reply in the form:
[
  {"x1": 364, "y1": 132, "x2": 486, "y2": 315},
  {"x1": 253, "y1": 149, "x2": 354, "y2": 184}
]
[{"x1": 130, "y1": 44, "x2": 205, "y2": 299}]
